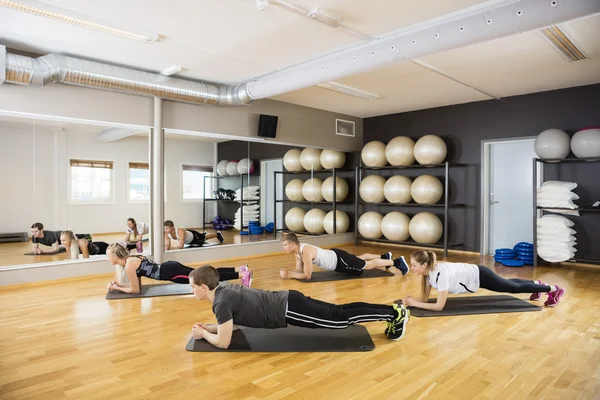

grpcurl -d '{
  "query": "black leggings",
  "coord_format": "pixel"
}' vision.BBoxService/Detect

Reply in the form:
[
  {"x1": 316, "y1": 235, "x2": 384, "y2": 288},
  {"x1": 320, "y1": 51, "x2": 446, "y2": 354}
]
[
  {"x1": 478, "y1": 266, "x2": 551, "y2": 294},
  {"x1": 285, "y1": 290, "x2": 397, "y2": 329},
  {"x1": 158, "y1": 262, "x2": 239, "y2": 284}
]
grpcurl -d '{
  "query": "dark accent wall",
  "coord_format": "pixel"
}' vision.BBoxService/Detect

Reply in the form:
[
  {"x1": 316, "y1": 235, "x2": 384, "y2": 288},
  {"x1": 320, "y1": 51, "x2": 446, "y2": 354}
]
[{"x1": 364, "y1": 83, "x2": 600, "y2": 259}]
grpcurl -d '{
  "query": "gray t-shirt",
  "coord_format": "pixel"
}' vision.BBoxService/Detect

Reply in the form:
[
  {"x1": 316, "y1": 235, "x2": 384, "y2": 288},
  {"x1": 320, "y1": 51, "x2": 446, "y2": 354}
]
[
  {"x1": 32, "y1": 230, "x2": 61, "y2": 246},
  {"x1": 212, "y1": 282, "x2": 289, "y2": 329}
]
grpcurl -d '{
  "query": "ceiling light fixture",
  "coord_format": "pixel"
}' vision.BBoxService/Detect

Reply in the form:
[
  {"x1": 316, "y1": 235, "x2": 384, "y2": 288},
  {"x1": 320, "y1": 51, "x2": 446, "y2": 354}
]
[
  {"x1": 316, "y1": 81, "x2": 379, "y2": 100},
  {"x1": 0, "y1": 0, "x2": 160, "y2": 43},
  {"x1": 540, "y1": 25, "x2": 586, "y2": 62},
  {"x1": 160, "y1": 65, "x2": 183, "y2": 76}
]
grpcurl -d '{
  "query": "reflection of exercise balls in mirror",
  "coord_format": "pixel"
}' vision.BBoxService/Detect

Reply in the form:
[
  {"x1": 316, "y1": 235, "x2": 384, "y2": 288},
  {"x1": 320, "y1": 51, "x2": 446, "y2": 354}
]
[
  {"x1": 285, "y1": 207, "x2": 306, "y2": 231},
  {"x1": 321, "y1": 177, "x2": 349, "y2": 202},
  {"x1": 361, "y1": 141, "x2": 387, "y2": 167},
  {"x1": 534, "y1": 129, "x2": 570, "y2": 161},
  {"x1": 237, "y1": 158, "x2": 254, "y2": 174},
  {"x1": 300, "y1": 148, "x2": 323, "y2": 170},
  {"x1": 283, "y1": 149, "x2": 304, "y2": 171},
  {"x1": 285, "y1": 179, "x2": 305, "y2": 201},
  {"x1": 409, "y1": 212, "x2": 443, "y2": 244},
  {"x1": 381, "y1": 212, "x2": 410, "y2": 241},
  {"x1": 320, "y1": 149, "x2": 346, "y2": 169},
  {"x1": 570, "y1": 127, "x2": 600, "y2": 160},
  {"x1": 304, "y1": 208, "x2": 326, "y2": 234},
  {"x1": 411, "y1": 175, "x2": 443, "y2": 204},
  {"x1": 302, "y1": 178, "x2": 324, "y2": 202},
  {"x1": 413, "y1": 135, "x2": 447, "y2": 165},
  {"x1": 323, "y1": 210, "x2": 350, "y2": 234},
  {"x1": 358, "y1": 211, "x2": 383, "y2": 239},
  {"x1": 383, "y1": 175, "x2": 412, "y2": 204},
  {"x1": 359, "y1": 175, "x2": 386, "y2": 203},
  {"x1": 385, "y1": 136, "x2": 415, "y2": 166},
  {"x1": 226, "y1": 161, "x2": 239, "y2": 175},
  {"x1": 216, "y1": 160, "x2": 229, "y2": 176}
]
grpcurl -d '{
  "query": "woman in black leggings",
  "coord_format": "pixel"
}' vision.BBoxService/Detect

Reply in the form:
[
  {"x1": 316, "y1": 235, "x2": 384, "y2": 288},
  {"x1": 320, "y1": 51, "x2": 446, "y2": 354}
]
[
  {"x1": 106, "y1": 243, "x2": 252, "y2": 294},
  {"x1": 402, "y1": 250, "x2": 565, "y2": 311}
]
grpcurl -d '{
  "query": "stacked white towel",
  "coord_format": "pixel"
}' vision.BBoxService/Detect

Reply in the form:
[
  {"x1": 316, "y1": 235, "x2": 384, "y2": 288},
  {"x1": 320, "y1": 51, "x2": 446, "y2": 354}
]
[
  {"x1": 537, "y1": 214, "x2": 577, "y2": 262},
  {"x1": 537, "y1": 180, "x2": 579, "y2": 216}
]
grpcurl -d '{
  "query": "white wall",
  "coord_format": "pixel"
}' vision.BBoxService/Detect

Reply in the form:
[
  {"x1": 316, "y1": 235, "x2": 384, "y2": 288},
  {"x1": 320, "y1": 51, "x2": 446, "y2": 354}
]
[{"x1": 0, "y1": 120, "x2": 215, "y2": 234}]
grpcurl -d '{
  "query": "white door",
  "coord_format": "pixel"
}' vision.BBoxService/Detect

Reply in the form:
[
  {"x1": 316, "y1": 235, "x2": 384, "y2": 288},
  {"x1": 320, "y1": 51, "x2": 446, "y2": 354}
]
[
  {"x1": 260, "y1": 159, "x2": 284, "y2": 228},
  {"x1": 487, "y1": 139, "x2": 540, "y2": 254}
]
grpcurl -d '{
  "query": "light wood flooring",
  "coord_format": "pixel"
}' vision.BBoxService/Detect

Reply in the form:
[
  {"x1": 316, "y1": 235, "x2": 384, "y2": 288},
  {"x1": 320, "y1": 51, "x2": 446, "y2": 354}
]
[{"x1": 0, "y1": 244, "x2": 599, "y2": 399}]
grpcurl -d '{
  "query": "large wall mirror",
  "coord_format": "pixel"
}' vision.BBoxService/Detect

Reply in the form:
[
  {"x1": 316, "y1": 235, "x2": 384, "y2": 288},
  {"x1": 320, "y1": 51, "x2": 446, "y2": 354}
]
[{"x1": 0, "y1": 114, "x2": 151, "y2": 268}]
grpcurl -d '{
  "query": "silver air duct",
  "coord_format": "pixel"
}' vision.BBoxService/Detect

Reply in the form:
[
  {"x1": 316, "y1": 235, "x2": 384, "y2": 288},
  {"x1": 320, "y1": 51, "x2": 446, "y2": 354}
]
[{"x1": 2, "y1": 0, "x2": 599, "y2": 106}]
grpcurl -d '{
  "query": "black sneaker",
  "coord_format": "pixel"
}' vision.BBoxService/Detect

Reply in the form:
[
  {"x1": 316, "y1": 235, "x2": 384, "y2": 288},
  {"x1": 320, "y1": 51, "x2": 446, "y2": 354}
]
[
  {"x1": 387, "y1": 304, "x2": 410, "y2": 341},
  {"x1": 393, "y1": 256, "x2": 409, "y2": 275},
  {"x1": 216, "y1": 231, "x2": 224, "y2": 244},
  {"x1": 381, "y1": 252, "x2": 393, "y2": 268}
]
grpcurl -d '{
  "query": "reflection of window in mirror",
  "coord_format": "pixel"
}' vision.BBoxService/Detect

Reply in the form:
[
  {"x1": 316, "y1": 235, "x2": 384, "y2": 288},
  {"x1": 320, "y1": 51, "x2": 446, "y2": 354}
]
[
  {"x1": 128, "y1": 162, "x2": 150, "y2": 202},
  {"x1": 181, "y1": 164, "x2": 213, "y2": 201},
  {"x1": 69, "y1": 159, "x2": 114, "y2": 203}
]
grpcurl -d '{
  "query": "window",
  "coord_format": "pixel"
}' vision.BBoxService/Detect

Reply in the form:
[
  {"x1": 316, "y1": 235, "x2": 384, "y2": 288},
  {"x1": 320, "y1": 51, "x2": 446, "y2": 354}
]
[
  {"x1": 129, "y1": 162, "x2": 150, "y2": 201},
  {"x1": 182, "y1": 164, "x2": 213, "y2": 200},
  {"x1": 70, "y1": 159, "x2": 113, "y2": 202}
]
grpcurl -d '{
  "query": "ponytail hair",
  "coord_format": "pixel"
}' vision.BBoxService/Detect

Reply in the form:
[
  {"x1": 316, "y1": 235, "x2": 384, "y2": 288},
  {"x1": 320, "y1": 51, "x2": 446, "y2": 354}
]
[
  {"x1": 127, "y1": 218, "x2": 138, "y2": 236},
  {"x1": 410, "y1": 250, "x2": 437, "y2": 301},
  {"x1": 107, "y1": 242, "x2": 131, "y2": 259},
  {"x1": 60, "y1": 230, "x2": 80, "y2": 260}
]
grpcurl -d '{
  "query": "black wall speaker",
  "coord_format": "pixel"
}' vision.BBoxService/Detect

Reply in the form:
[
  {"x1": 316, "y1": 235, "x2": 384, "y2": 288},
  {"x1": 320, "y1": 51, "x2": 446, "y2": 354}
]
[{"x1": 258, "y1": 114, "x2": 278, "y2": 138}]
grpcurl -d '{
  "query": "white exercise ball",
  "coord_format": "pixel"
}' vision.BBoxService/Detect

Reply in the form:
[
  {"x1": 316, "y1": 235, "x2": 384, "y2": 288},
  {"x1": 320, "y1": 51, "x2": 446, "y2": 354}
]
[
  {"x1": 237, "y1": 158, "x2": 255, "y2": 174},
  {"x1": 300, "y1": 148, "x2": 323, "y2": 170},
  {"x1": 304, "y1": 208, "x2": 326, "y2": 234},
  {"x1": 358, "y1": 211, "x2": 383, "y2": 239},
  {"x1": 414, "y1": 135, "x2": 447, "y2": 165},
  {"x1": 411, "y1": 175, "x2": 443, "y2": 204},
  {"x1": 534, "y1": 129, "x2": 570, "y2": 161},
  {"x1": 302, "y1": 178, "x2": 324, "y2": 202},
  {"x1": 571, "y1": 127, "x2": 600, "y2": 160},
  {"x1": 359, "y1": 175, "x2": 386, "y2": 203},
  {"x1": 216, "y1": 160, "x2": 229, "y2": 176},
  {"x1": 226, "y1": 161, "x2": 239, "y2": 175},
  {"x1": 361, "y1": 141, "x2": 387, "y2": 167},
  {"x1": 320, "y1": 149, "x2": 346, "y2": 169},
  {"x1": 385, "y1": 136, "x2": 415, "y2": 166},
  {"x1": 283, "y1": 149, "x2": 304, "y2": 172},
  {"x1": 409, "y1": 212, "x2": 443, "y2": 244},
  {"x1": 285, "y1": 207, "x2": 306, "y2": 232},
  {"x1": 384, "y1": 175, "x2": 412, "y2": 204},
  {"x1": 381, "y1": 212, "x2": 410, "y2": 241},
  {"x1": 323, "y1": 210, "x2": 350, "y2": 234},
  {"x1": 285, "y1": 179, "x2": 305, "y2": 201},
  {"x1": 321, "y1": 177, "x2": 349, "y2": 202}
]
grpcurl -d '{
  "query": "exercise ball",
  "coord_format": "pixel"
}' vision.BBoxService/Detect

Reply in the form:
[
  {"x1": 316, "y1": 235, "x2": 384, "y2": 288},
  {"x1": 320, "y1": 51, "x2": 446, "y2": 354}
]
[
  {"x1": 358, "y1": 211, "x2": 383, "y2": 239},
  {"x1": 285, "y1": 179, "x2": 305, "y2": 201},
  {"x1": 534, "y1": 129, "x2": 570, "y2": 161},
  {"x1": 323, "y1": 210, "x2": 350, "y2": 234},
  {"x1": 283, "y1": 149, "x2": 303, "y2": 172},
  {"x1": 285, "y1": 207, "x2": 306, "y2": 232},
  {"x1": 409, "y1": 212, "x2": 443, "y2": 244},
  {"x1": 304, "y1": 208, "x2": 326, "y2": 234},
  {"x1": 320, "y1": 149, "x2": 346, "y2": 169},
  {"x1": 300, "y1": 148, "x2": 323, "y2": 170},
  {"x1": 237, "y1": 158, "x2": 255, "y2": 174},
  {"x1": 359, "y1": 175, "x2": 386, "y2": 203},
  {"x1": 361, "y1": 141, "x2": 387, "y2": 167},
  {"x1": 414, "y1": 135, "x2": 447, "y2": 165},
  {"x1": 571, "y1": 127, "x2": 600, "y2": 160},
  {"x1": 302, "y1": 178, "x2": 324, "y2": 202},
  {"x1": 321, "y1": 177, "x2": 349, "y2": 202},
  {"x1": 226, "y1": 161, "x2": 239, "y2": 175},
  {"x1": 411, "y1": 175, "x2": 443, "y2": 204},
  {"x1": 216, "y1": 160, "x2": 229, "y2": 176},
  {"x1": 384, "y1": 175, "x2": 412, "y2": 204},
  {"x1": 385, "y1": 136, "x2": 415, "y2": 166},
  {"x1": 381, "y1": 212, "x2": 410, "y2": 241}
]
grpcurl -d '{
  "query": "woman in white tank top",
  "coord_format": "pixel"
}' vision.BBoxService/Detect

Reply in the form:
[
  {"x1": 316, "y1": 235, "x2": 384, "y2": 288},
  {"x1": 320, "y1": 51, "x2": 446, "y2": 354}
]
[{"x1": 279, "y1": 233, "x2": 409, "y2": 280}]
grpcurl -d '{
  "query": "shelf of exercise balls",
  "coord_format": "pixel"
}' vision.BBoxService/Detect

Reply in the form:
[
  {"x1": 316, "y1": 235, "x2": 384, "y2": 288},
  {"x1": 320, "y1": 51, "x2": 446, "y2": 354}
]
[
  {"x1": 273, "y1": 168, "x2": 351, "y2": 237},
  {"x1": 532, "y1": 157, "x2": 600, "y2": 267},
  {"x1": 354, "y1": 161, "x2": 466, "y2": 257},
  {"x1": 203, "y1": 173, "x2": 256, "y2": 233},
  {"x1": 276, "y1": 229, "x2": 328, "y2": 236}
]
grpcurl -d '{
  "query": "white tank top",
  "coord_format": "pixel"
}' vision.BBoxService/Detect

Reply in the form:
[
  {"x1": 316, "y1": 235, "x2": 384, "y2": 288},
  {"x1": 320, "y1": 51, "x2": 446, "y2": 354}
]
[
  {"x1": 169, "y1": 229, "x2": 194, "y2": 244},
  {"x1": 298, "y1": 243, "x2": 337, "y2": 271}
]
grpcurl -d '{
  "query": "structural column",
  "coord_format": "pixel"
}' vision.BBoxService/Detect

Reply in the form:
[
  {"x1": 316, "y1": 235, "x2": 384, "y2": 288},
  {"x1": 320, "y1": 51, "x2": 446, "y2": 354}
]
[{"x1": 151, "y1": 97, "x2": 165, "y2": 262}]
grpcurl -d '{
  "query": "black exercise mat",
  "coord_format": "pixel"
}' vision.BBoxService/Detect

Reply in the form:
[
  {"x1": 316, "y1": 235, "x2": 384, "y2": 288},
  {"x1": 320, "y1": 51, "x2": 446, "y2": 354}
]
[
  {"x1": 298, "y1": 268, "x2": 395, "y2": 282},
  {"x1": 24, "y1": 247, "x2": 66, "y2": 255},
  {"x1": 394, "y1": 295, "x2": 542, "y2": 317},
  {"x1": 185, "y1": 324, "x2": 375, "y2": 352},
  {"x1": 106, "y1": 284, "x2": 192, "y2": 299}
]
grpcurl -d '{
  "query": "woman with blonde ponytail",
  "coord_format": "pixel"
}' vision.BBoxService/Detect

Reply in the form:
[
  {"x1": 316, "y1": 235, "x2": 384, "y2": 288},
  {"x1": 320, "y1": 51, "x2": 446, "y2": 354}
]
[
  {"x1": 60, "y1": 231, "x2": 109, "y2": 259},
  {"x1": 403, "y1": 250, "x2": 565, "y2": 311}
]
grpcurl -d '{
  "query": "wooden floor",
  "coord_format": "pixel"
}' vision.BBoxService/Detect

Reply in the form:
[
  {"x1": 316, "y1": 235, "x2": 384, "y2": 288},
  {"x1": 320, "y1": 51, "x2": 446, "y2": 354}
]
[{"x1": 0, "y1": 244, "x2": 599, "y2": 399}]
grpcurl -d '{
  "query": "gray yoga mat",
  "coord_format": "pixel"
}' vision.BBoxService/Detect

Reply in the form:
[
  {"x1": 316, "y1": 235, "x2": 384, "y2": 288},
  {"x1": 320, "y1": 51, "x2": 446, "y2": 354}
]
[
  {"x1": 185, "y1": 324, "x2": 375, "y2": 352},
  {"x1": 298, "y1": 268, "x2": 395, "y2": 282},
  {"x1": 394, "y1": 295, "x2": 542, "y2": 317},
  {"x1": 24, "y1": 247, "x2": 67, "y2": 255},
  {"x1": 106, "y1": 283, "x2": 192, "y2": 299}
]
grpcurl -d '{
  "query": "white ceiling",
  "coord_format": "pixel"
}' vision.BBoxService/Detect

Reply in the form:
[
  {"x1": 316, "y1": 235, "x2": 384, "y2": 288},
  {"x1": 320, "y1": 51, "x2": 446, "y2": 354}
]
[{"x1": 1, "y1": 0, "x2": 599, "y2": 118}]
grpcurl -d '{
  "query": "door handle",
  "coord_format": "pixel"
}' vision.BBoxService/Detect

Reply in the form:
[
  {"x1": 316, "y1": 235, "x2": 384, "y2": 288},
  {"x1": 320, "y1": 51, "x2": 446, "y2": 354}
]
[{"x1": 490, "y1": 201, "x2": 499, "y2": 204}]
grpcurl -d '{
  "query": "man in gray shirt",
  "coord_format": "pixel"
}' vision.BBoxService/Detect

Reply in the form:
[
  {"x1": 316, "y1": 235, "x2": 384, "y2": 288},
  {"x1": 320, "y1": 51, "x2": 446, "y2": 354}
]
[{"x1": 188, "y1": 266, "x2": 410, "y2": 349}]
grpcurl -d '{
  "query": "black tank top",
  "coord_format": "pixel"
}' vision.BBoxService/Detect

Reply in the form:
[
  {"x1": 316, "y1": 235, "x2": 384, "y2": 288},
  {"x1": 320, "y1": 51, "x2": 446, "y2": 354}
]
[{"x1": 129, "y1": 256, "x2": 161, "y2": 280}]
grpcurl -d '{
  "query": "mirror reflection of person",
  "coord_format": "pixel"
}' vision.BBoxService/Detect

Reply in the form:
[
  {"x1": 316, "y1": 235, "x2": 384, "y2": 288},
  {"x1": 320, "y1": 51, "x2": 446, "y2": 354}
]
[
  {"x1": 163, "y1": 220, "x2": 224, "y2": 250},
  {"x1": 30, "y1": 222, "x2": 91, "y2": 254},
  {"x1": 60, "y1": 230, "x2": 109, "y2": 259},
  {"x1": 124, "y1": 218, "x2": 149, "y2": 253}
]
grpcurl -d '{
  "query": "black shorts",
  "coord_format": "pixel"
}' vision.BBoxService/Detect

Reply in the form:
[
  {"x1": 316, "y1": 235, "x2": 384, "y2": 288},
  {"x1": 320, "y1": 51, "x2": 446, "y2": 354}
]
[
  {"x1": 187, "y1": 229, "x2": 206, "y2": 246},
  {"x1": 89, "y1": 241, "x2": 109, "y2": 255},
  {"x1": 331, "y1": 248, "x2": 366, "y2": 274}
]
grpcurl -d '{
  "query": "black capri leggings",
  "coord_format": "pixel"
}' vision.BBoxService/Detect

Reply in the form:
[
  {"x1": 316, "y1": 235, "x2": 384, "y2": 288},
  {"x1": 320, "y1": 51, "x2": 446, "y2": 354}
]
[
  {"x1": 478, "y1": 265, "x2": 551, "y2": 294},
  {"x1": 158, "y1": 262, "x2": 239, "y2": 284}
]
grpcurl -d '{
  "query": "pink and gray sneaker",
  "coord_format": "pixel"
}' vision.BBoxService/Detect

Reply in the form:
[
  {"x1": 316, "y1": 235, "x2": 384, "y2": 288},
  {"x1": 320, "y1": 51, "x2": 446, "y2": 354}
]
[
  {"x1": 544, "y1": 286, "x2": 565, "y2": 307},
  {"x1": 136, "y1": 241, "x2": 143, "y2": 253},
  {"x1": 241, "y1": 268, "x2": 253, "y2": 287},
  {"x1": 530, "y1": 280, "x2": 547, "y2": 301},
  {"x1": 239, "y1": 265, "x2": 249, "y2": 274}
]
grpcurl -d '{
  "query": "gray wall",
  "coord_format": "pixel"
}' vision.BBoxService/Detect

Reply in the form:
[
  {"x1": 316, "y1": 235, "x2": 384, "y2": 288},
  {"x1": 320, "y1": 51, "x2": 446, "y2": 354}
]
[{"x1": 364, "y1": 83, "x2": 600, "y2": 260}]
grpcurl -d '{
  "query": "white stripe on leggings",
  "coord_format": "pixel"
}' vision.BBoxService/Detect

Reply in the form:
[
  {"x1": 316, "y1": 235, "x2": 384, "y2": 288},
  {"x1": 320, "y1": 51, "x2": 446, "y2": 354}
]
[
  {"x1": 286, "y1": 310, "x2": 393, "y2": 325},
  {"x1": 285, "y1": 314, "x2": 388, "y2": 328}
]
